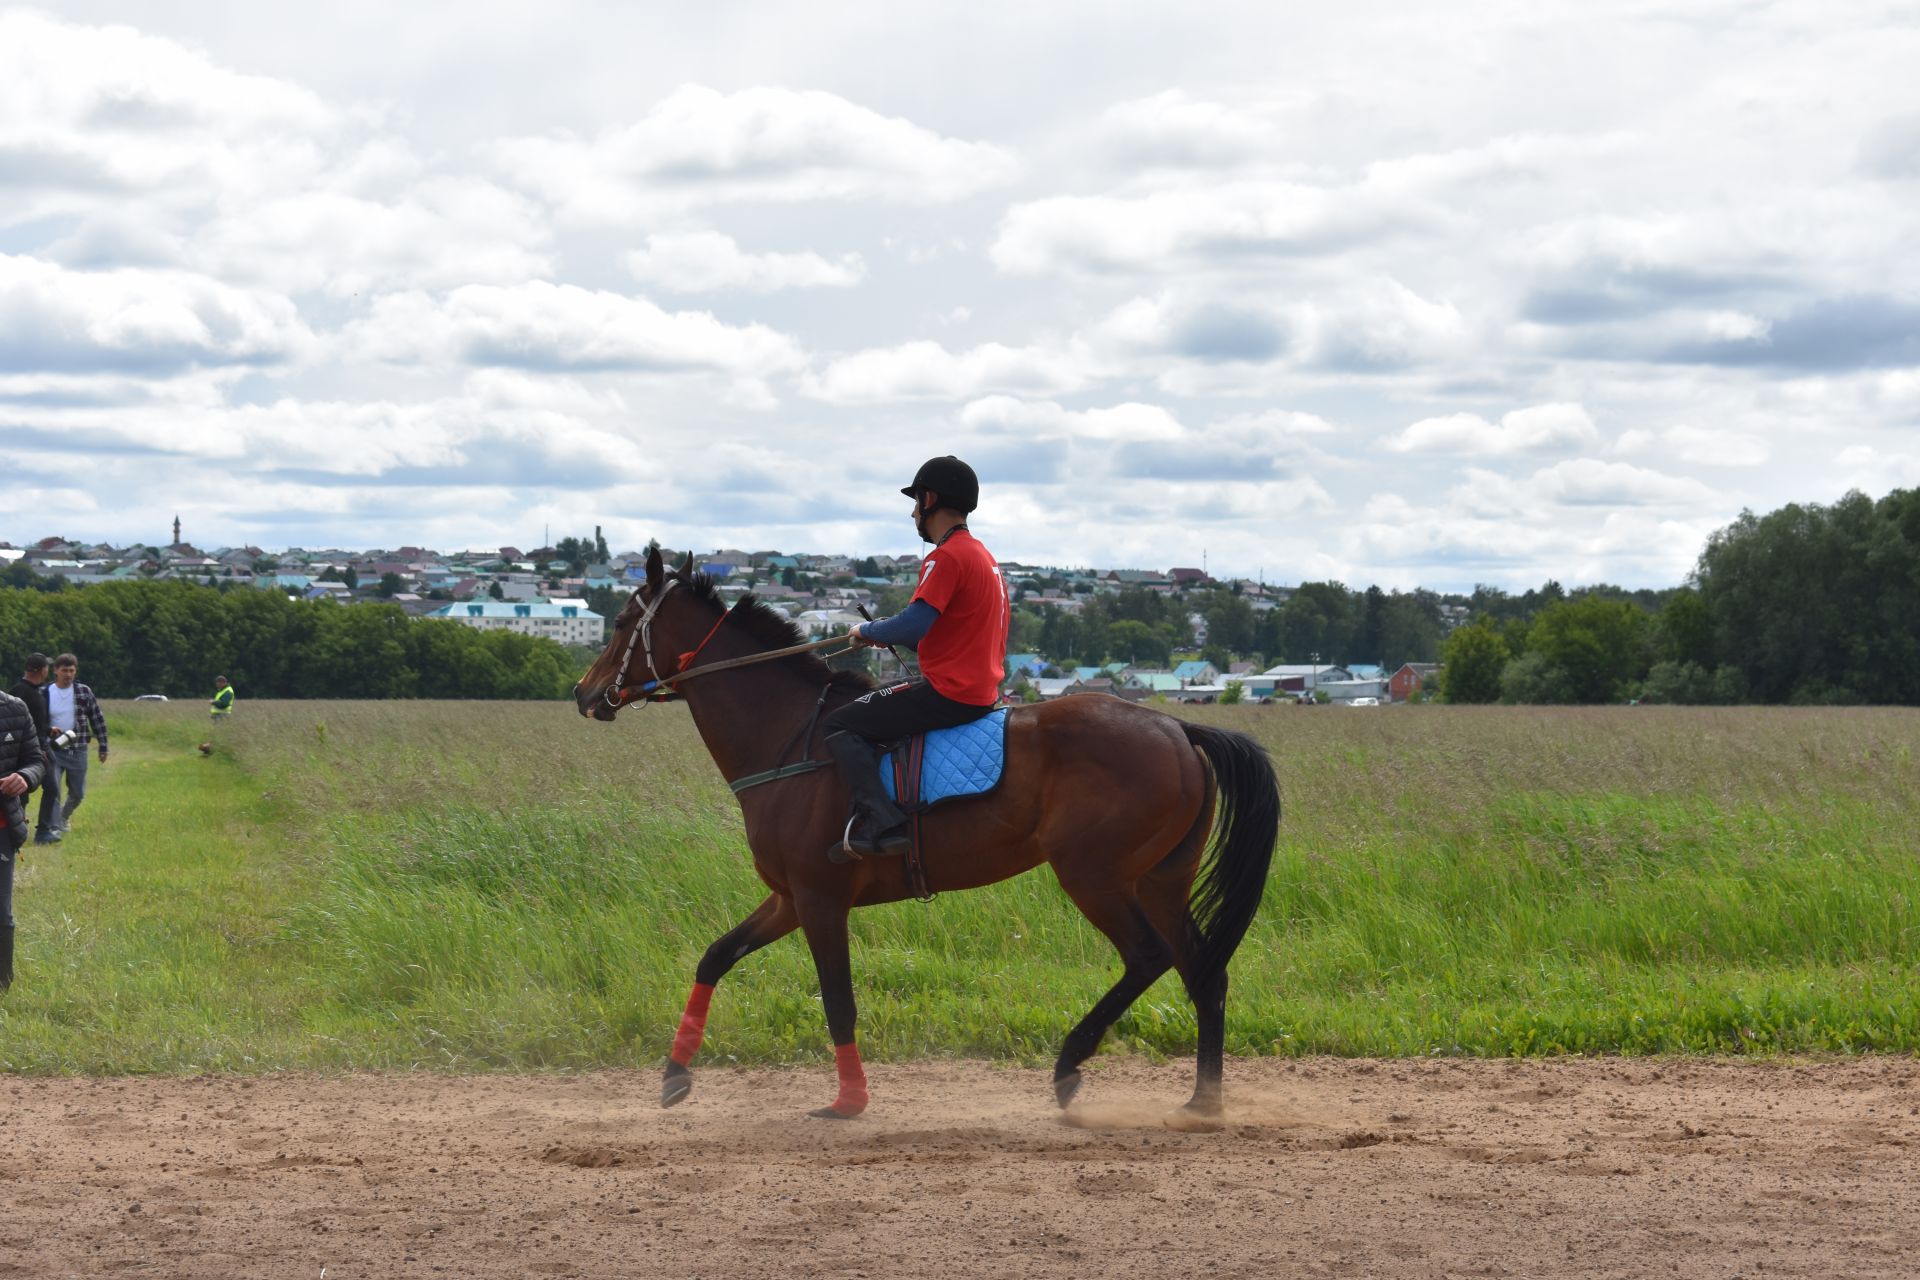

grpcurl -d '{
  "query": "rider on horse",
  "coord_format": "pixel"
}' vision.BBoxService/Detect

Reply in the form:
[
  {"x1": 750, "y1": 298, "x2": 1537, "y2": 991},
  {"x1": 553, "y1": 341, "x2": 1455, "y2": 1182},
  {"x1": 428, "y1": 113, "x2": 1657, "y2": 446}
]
[{"x1": 825, "y1": 456, "x2": 1010, "y2": 859}]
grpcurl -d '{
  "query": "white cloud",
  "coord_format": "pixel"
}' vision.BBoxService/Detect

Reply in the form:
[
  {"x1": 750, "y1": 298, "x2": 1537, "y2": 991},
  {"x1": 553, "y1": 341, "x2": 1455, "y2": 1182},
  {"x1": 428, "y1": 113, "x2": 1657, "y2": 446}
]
[
  {"x1": 1099, "y1": 89, "x2": 1310, "y2": 168},
  {"x1": 1836, "y1": 443, "x2": 1920, "y2": 490},
  {"x1": 804, "y1": 341, "x2": 1091, "y2": 404},
  {"x1": 0, "y1": 253, "x2": 312, "y2": 372},
  {"x1": 991, "y1": 132, "x2": 1597, "y2": 277},
  {"x1": 1531, "y1": 458, "x2": 1719, "y2": 507},
  {"x1": 0, "y1": 9, "x2": 338, "y2": 215},
  {"x1": 196, "y1": 178, "x2": 554, "y2": 296},
  {"x1": 1210, "y1": 408, "x2": 1336, "y2": 437},
  {"x1": 1615, "y1": 424, "x2": 1772, "y2": 467},
  {"x1": 625, "y1": 232, "x2": 864, "y2": 293},
  {"x1": 345, "y1": 282, "x2": 805, "y2": 378},
  {"x1": 959, "y1": 396, "x2": 1186, "y2": 441},
  {"x1": 1386, "y1": 403, "x2": 1598, "y2": 455},
  {"x1": 490, "y1": 84, "x2": 1019, "y2": 221},
  {"x1": 991, "y1": 180, "x2": 1400, "y2": 276},
  {"x1": 1085, "y1": 280, "x2": 1467, "y2": 390}
]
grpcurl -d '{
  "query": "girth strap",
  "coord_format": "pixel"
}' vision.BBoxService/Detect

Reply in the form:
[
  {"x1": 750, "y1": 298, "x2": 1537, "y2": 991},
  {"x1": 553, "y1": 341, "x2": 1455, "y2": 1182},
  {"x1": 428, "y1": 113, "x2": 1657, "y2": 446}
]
[
  {"x1": 728, "y1": 759, "x2": 830, "y2": 794},
  {"x1": 890, "y1": 734, "x2": 935, "y2": 902}
]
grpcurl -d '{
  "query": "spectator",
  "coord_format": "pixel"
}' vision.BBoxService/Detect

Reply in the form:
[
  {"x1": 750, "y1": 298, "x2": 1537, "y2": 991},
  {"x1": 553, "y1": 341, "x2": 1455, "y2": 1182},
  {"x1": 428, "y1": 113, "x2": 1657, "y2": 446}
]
[
  {"x1": 9, "y1": 654, "x2": 51, "y2": 746},
  {"x1": 209, "y1": 675, "x2": 235, "y2": 721},
  {"x1": 36, "y1": 653, "x2": 108, "y2": 845},
  {"x1": 2, "y1": 687, "x2": 49, "y2": 992}
]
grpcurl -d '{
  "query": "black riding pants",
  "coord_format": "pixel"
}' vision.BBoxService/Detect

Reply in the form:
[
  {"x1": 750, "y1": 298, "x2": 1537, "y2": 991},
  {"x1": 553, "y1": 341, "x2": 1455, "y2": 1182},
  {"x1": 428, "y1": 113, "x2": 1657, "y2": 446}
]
[{"x1": 822, "y1": 679, "x2": 994, "y2": 748}]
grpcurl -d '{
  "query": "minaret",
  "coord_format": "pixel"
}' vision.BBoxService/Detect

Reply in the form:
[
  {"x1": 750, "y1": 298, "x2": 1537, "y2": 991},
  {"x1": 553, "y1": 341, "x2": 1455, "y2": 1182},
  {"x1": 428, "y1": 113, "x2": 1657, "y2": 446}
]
[{"x1": 172, "y1": 515, "x2": 181, "y2": 547}]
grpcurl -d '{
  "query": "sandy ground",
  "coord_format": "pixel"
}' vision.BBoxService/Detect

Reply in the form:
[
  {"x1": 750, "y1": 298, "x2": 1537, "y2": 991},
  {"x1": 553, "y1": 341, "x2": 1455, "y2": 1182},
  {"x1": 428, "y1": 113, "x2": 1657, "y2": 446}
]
[{"x1": 2, "y1": 1056, "x2": 1916, "y2": 1279}]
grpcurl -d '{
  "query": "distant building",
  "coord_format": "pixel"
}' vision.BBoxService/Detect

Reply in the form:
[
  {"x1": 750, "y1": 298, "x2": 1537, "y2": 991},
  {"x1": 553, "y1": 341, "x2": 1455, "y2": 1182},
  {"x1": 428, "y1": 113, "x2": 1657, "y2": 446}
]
[
  {"x1": 1389, "y1": 663, "x2": 1442, "y2": 701},
  {"x1": 429, "y1": 601, "x2": 606, "y2": 645}
]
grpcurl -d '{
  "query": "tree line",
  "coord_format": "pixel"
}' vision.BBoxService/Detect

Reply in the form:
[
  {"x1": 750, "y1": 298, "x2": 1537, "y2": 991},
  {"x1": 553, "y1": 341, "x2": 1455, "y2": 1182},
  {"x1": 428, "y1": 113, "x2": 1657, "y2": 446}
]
[
  {"x1": 1002, "y1": 580, "x2": 1448, "y2": 672},
  {"x1": 1441, "y1": 488, "x2": 1920, "y2": 705},
  {"x1": 0, "y1": 579, "x2": 581, "y2": 699}
]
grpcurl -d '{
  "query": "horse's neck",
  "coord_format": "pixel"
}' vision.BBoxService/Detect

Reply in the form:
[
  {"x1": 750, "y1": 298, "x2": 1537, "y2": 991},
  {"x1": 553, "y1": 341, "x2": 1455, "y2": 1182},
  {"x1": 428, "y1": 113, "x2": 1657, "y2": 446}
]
[{"x1": 680, "y1": 660, "x2": 825, "y2": 781}]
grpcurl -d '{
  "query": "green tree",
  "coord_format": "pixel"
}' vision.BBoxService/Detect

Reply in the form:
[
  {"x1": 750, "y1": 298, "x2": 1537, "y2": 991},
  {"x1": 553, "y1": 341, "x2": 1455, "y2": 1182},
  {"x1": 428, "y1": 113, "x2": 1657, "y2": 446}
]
[
  {"x1": 1694, "y1": 488, "x2": 1920, "y2": 703},
  {"x1": 377, "y1": 572, "x2": 406, "y2": 597},
  {"x1": 1108, "y1": 619, "x2": 1171, "y2": 666},
  {"x1": 1523, "y1": 596, "x2": 1654, "y2": 703},
  {"x1": 1440, "y1": 620, "x2": 1509, "y2": 703},
  {"x1": 1656, "y1": 587, "x2": 1715, "y2": 667}
]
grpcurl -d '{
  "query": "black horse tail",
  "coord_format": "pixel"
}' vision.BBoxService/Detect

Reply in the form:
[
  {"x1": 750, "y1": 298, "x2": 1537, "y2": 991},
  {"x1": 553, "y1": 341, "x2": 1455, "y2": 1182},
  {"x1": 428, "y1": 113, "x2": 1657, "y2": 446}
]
[{"x1": 1180, "y1": 723, "x2": 1281, "y2": 991}]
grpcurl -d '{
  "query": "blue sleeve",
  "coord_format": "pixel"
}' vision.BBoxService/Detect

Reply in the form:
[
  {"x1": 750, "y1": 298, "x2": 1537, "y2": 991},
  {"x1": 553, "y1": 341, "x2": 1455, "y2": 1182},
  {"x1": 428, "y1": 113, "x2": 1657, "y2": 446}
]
[{"x1": 863, "y1": 599, "x2": 939, "y2": 648}]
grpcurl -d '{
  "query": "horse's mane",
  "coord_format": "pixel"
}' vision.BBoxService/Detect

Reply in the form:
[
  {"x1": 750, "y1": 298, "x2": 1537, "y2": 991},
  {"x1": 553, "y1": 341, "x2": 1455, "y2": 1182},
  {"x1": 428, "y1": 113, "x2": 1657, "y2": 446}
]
[{"x1": 679, "y1": 570, "x2": 875, "y2": 693}]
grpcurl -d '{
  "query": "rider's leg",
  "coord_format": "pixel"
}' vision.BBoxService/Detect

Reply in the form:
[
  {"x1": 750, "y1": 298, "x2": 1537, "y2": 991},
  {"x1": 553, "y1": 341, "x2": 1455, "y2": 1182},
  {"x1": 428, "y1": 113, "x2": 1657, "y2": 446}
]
[
  {"x1": 820, "y1": 681, "x2": 996, "y2": 859},
  {"x1": 823, "y1": 730, "x2": 911, "y2": 856}
]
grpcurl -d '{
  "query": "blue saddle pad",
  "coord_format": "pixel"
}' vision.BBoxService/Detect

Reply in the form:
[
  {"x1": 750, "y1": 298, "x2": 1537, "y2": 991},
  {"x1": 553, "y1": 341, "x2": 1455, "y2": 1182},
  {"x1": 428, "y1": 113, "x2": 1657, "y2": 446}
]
[{"x1": 880, "y1": 708, "x2": 1009, "y2": 808}]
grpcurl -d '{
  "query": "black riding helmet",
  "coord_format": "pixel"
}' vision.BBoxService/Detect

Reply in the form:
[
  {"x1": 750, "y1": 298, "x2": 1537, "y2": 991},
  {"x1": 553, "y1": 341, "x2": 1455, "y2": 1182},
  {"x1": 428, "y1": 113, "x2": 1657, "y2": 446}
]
[{"x1": 901, "y1": 455, "x2": 979, "y2": 514}]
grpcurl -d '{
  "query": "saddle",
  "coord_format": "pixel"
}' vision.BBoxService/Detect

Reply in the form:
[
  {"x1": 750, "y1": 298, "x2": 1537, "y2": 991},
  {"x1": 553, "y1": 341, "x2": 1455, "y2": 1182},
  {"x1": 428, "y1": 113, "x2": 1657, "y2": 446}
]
[
  {"x1": 876, "y1": 709, "x2": 1010, "y2": 899},
  {"x1": 879, "y1": 708, "x2": 1010, "y2": 810}
]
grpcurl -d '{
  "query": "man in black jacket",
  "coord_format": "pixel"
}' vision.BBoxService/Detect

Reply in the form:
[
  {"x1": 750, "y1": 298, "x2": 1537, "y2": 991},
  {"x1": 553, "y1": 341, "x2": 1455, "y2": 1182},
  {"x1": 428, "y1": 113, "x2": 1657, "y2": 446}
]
[
  {"x1": 1, "y1": 687, "x2": 49, "y2": 992},
  {"x1": 9, "y1": 653, "x2": 51, "y2": 746}
]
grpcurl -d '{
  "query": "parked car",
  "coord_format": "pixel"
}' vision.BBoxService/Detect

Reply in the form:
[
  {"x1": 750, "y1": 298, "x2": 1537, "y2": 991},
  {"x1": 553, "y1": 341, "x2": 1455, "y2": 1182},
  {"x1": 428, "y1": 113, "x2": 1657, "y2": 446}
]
[
  {"x1": 134, "y1": 694, "x2": 169, "y2": 702},
  {"x1": 1345, "y1": 696, "x2": 1380, "y2": 707}
]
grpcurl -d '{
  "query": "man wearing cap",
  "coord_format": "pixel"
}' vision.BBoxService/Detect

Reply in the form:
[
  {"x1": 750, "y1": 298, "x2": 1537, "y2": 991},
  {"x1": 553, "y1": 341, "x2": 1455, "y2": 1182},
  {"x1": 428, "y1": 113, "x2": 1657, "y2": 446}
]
[{"x1": 821, "y1": 456, "x2": 1010, "y2": 859}]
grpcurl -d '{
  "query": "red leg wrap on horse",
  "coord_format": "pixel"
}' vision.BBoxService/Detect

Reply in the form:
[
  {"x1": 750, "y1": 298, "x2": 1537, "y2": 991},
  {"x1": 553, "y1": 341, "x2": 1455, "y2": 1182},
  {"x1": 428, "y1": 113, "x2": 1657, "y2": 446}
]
[
  {"x1": 670, "y1": 983, "x2": 716, "y2": 1067},
  {"x1": 830, "y1": 1042, "x2": 869, "y2": 1117}
]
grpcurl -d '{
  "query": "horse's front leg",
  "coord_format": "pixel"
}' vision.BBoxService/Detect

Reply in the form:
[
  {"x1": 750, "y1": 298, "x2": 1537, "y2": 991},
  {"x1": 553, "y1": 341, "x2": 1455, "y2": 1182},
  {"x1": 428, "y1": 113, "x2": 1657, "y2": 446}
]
[
  {"x1": 795, "y1": 890, "x2": 868, "y2": 1119},
  {"x1": 662, "y1": 892, "x2": 798, "y2": 1107}
]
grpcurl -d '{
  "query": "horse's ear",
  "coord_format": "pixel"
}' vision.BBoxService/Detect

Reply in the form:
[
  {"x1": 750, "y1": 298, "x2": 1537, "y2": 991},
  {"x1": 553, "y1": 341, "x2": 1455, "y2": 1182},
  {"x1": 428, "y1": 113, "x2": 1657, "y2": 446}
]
[
  {"x1": 677, "y1": 552, "x2": 695, "y2": 578},
  {"x1": 645, "y1": 545, "x2": 664, "y2": 592}
]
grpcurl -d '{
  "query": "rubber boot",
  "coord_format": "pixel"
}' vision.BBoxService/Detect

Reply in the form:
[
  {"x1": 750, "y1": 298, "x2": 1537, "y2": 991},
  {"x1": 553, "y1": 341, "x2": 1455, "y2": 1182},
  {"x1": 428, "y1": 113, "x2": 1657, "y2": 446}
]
[
  {"x1": 1, "y1": 925, "x2": 14, "y2": 993},
  {"x1": 824, "y1": 732, "x2": 911, "y2": 861}
]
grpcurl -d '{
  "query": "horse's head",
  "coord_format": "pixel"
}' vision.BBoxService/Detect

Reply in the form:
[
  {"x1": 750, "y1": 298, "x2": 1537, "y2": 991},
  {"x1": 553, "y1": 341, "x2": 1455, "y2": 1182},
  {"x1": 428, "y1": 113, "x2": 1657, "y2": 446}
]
[{"x1": 574, "y1": 545, "x2": 694, "y2": 720}]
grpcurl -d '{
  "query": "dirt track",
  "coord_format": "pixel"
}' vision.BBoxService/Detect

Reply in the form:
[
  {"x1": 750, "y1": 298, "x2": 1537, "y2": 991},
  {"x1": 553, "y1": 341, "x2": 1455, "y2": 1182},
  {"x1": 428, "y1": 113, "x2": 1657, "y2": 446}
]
[{"x1": 2, "y1": 1056, "x2": 1916, "y2": 1278}]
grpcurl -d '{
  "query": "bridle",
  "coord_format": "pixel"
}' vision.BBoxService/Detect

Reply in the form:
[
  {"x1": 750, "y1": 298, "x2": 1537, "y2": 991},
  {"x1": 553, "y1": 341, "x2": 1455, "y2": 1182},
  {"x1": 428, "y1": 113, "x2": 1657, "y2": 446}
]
[
  {"x1": 601, "y1": 577, "x2": 853, "y2": 710},
  {"x1": 604, "y1": 578, "x2": 707, "y2": 709}
]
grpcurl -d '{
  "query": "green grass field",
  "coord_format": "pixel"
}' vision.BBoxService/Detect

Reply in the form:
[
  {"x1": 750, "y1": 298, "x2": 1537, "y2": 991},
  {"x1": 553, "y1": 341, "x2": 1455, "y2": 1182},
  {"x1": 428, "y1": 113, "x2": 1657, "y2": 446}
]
[{"x1": 3, "y1": 699, "x2": 1915, "y2": 1073}]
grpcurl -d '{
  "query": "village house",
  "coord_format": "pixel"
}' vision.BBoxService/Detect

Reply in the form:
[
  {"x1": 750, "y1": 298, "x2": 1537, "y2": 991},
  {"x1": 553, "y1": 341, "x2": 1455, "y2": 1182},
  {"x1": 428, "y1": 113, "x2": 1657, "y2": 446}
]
[
  {"x1": 1389, "y1": 662, "x2": 1443, "y2": 701},
  {"x1": 429, "y1": 600, "x2": 606, "y2": 645}
]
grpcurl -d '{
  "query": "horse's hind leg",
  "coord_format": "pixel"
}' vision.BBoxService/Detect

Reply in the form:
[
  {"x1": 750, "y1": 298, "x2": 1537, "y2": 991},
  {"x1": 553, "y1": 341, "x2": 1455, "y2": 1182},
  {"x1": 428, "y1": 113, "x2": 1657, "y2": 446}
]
[
  {"x1": 1050, "y1": 877, "x2": 1177, "y2": 1108},
  {"x1": 1138, "y1": 870, "x2": 1226, "y2": 1119},
  {"x1": 661, "y1": 893, "x2": 797, "y2": 1107}
]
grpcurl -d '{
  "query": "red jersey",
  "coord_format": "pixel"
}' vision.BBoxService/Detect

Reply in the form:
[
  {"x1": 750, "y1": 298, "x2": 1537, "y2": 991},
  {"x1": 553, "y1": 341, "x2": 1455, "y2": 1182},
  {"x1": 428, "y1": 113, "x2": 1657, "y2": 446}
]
[{"x1": 911, "y1": 527, "x2": 1010, "y2": 706}]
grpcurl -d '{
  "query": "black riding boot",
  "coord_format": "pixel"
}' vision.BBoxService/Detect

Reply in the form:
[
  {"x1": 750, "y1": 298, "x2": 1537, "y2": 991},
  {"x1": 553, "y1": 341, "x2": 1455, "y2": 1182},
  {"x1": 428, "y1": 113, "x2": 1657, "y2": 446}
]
[
  {"x1": 1, "y1": 925, "x2": 14, "y2": 993},
  {"x1": 824, "y1": 732, "x2": 911, "y2": 861}
]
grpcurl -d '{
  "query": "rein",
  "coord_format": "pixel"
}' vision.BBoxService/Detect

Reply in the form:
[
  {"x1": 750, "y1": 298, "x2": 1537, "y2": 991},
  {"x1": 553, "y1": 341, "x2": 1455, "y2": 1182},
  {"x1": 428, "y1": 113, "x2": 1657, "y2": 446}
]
[{"x1": 603, "y1": 580, "x2": 857, "y2": 709}]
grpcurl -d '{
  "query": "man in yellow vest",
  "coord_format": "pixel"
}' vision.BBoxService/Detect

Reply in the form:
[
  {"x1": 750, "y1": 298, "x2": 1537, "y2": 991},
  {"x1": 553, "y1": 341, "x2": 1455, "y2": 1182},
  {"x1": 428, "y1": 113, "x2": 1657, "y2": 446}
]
[{"x1": 209, "y1": 676, "x2": 235, "y2": 721}]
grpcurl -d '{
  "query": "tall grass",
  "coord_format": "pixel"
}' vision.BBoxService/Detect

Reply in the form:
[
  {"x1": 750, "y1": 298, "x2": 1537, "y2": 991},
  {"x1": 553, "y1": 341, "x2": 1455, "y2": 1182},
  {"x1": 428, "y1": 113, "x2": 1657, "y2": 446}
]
[{"x1": 3, "y1": 699, "x2": 1914, "y2": 1071}]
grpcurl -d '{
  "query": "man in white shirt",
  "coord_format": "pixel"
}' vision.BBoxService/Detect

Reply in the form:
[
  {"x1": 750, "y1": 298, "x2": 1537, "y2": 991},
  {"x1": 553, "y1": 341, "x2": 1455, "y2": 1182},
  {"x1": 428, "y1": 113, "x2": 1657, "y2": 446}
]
[{"x1": 36, "y1": 653, "x2": 108, "y2": 845}]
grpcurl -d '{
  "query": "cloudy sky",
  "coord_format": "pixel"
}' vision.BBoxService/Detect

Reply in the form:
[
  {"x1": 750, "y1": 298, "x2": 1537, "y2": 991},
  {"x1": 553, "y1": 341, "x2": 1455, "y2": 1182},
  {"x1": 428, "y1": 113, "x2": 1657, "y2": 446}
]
[{"x1": 2, "y1": 2, "x2": 1917, "y2": 590}]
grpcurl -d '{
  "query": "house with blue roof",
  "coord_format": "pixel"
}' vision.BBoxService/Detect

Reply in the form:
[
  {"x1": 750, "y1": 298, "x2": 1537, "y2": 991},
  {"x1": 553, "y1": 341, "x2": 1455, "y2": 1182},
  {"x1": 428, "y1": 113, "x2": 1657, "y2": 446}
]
[
  {"x1": 1172, "y1": 659, "x2": 1220, "y2": 684},
  {"x1": 256, "y1": 573, "x2": 314, "y2": 593},
  {"x1": 1006, "y1": 653, "x2": 1047, "y2": 677},
  {"x1": 429, "y1": 600, "x2": 606, "y2": 645}
]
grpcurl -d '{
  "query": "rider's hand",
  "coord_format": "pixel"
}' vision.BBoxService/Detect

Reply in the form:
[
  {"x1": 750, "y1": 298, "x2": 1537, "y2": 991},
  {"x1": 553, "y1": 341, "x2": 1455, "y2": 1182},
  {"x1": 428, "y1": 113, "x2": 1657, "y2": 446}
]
[{"x1": 0, "y1": 773, "x2": 26, "y2": 797}]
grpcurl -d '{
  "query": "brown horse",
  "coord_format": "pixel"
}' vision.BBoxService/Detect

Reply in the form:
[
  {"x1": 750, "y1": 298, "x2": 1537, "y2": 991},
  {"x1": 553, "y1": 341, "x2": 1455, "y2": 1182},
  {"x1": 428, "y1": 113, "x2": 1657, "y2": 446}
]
[{"x1": 574, "y1": 548, "x2": 1279, "y2": 1121}]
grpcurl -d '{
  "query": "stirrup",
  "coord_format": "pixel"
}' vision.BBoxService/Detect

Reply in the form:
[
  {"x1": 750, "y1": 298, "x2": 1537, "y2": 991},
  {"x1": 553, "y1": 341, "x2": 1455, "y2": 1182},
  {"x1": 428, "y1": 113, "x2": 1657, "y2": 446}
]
[{"x1": 828, "y1": 814, "x2": 865, "y2": 864}]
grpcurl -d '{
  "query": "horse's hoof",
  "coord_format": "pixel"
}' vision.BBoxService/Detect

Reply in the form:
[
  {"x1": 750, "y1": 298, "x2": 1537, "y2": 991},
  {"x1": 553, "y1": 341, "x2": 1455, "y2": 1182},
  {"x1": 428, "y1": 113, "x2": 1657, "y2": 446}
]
[
  {"x1": 661, "y1": 1063, "x2": 693, "y2": 1108},
  {"x1": 807, "y1": 1105, "x2": 859, "y2": 1120},
  {"x1": 1053, "y1": 1071, "x2": 1083, "y2": 1109},
  {"x1": 1166, "y1": 1100, "x2": 1224, "y2": 1133}
]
